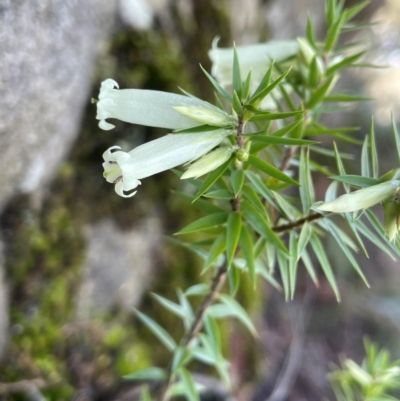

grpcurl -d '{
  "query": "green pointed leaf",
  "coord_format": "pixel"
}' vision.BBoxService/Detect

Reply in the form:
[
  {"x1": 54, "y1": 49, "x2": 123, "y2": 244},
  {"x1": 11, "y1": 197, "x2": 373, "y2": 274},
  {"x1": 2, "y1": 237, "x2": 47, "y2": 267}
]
[
  {"x1": 249, "y1": 67, "x2": 292, "y2": 106},
  {"x1": 172, "y1": 346, "x2": 191, "y2": 373},
  {"x1": 250, "y1": 135, "x2": 316, "y2": 146},
  {"x1": 324, "y1": 219, "x2": 369, "y2": 287},
  {"x1": 231, "y1": 168, "x2": 244, "y2": 197},
  {"x1": 232, "y1": 90, "x2": 243, "y2": 115},
  {"x1": 333, "y1": 142, "x2": 349, "y2": 193},
  {"x1": 252, "y1": 62, "x2": 274, "y2": 98},
  {"x1": 200, "y1": 64, "x2": 232, "y2": 103},
  {"x1": 242, "y1": 199, "x2": 288, "y2": 253},
  {"x1": 202, "y1": 232, "x2": 227, "y2": 273},
  {"x1": 324, "y1": 93, "x2": 372, "y2": 102},
  {"x1": 203, "y1": 189, "x2": 234, "y2": 199},
  {"x1": 249, "y1": 110, "x2": 303, "y2": 122},
  {"x1": 185, "y1": 284, "x2": 209, "y2": 297},
  {"x1": 306, "y1": 74, "x2": 338, "y2": 109},
  {"x1": 203, "y1": 314, "x2": 222, "y2": 354},
  {"x1": 369, "y1": 118, "x2": 379, "y2": 179},
  {"x1": 124, "y1": 367, "x2": 166, "y2": 380},
  {"x1": 271, "y1": 119, "x2": 303, "y2": 137},
  {"x1": 391, "y1": 113, "x2": 400, "y2": 164},
  {"x1": 289, "y1": 231, "x2": 299, "y2": 299},
  {"x1": 272, "y1": 191, "x2": 301, "y2": 220},
  {"x1": 219, "y1": 294, "x2": 257, "y2": 336},
  {"x1": 174, "y1": 190, "x2": 224, "y2": 214},
  {"x1": 280, "y1": 84, "x2": 297, "y2": 111},
  {"x1": 174, "y1": 124, "x2": 224, "y2": 134},
  {"x1": 175, "y1": 212, "x2": 228, "y2": 235},
  {"x1": 306, "y1": 14, "x2": 317, "y2": 48},
  {"x1": 248, "y1": 155, "x2": 299, "y2": 185},
  {"x1": 246, "y1": 171, "x2": 277, "y2": 206},
  {"x1": 178, "y1": 368, "x2": 200, "y2": 401},
  {"x1": 228, "y1": 264, "x2": 241, "y2": 296},
  {"x1": 134, "y1": 310, "x2": 176, "y2": 352},
  {"x1": 239, "y1": 224, "x2": 256, "y2": 286},
  {"x1": 343, "y1": 1, "x2": 369, "y2": 22},
  {"x1": 301, "y1": 248, "x2": 319, "y2": 286},
  {"x1": 299, "y1": 147, "x2": 315, "y2": 213},
  {"x1": 309, "y1": 56, "x2": 321, "y2": 88},
  {"x1": 325, "y1": 0, "x2": 337, "y2": 27},
  {"x1": 324, "y1": 13, "x2": 345, "y2": 52},
  {"x1": 326, "y1": 51, "x2": 367, "y2": 75},
  {"x1": 242, "y1": 184, "x2": 268, "y2": 217},
  {"x1": 277, "y1": 250, "x2": 290, "y2": 300},
  {"x1": 330, "y1": 175, "x2": 380, "y2": 188},
  {"x1": 310, "y1": 234, "x2": 341, "y2": 301},
  {"x1": 297, "y1": 222, "x2": 312, "y2": 261},
  {"x1": 361, "y1": 135, "x2": 371, "y2": 178},
  {"x1": 193, "y1": 158, "x2": 232, "y2": 202},
  {"x1": 232, "y1": 46, "x2": 242, "y2": 96},
  {"x1": 242, "y1": 69, "x2": 253, "y2": 100},
  {"x1": 226, "y1": 212, "x2": 242, "y2": 268},
  {"x1": 151, "y1": 293, "x2": 185, "y2": 319}
]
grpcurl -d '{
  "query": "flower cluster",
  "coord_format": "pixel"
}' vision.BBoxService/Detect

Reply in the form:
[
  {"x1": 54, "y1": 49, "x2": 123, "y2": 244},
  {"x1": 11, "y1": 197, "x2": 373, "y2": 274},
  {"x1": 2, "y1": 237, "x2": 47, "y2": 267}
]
[{"x1": 97, "y1": 79, "x2": 236, "y2": 197}]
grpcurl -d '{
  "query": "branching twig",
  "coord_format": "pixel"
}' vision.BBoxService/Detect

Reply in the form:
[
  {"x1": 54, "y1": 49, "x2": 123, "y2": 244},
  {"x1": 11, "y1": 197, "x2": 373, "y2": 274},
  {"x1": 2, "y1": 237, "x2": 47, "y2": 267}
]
[{"x1": 272, "y1": 212, "x2": 326, "y2": 233}]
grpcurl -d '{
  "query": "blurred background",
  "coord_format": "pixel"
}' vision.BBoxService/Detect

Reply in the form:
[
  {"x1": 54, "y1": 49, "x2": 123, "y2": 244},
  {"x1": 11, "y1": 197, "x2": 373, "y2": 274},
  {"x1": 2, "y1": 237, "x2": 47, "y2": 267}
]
[{"x1": 0, "y1": 0, "x2": 400, "y2": 400}]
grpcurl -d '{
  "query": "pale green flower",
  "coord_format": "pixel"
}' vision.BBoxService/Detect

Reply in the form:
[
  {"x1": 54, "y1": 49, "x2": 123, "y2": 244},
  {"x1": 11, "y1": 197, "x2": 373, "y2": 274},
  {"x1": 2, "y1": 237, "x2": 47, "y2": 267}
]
[
  {"x1": 383, "y1": 192, "x2": 400, "y2": 242},
  {"x1": 208, "y1": 40, "x2": 298, "y2": 88},
  {"x1": 182, "y1": 146, "x2": 234, "y2": 179},
  {"x1": 96, "y1": 79, "x2": 219, "y2": 131},
  {"x1": 103, "y1": 130, "x2": 230, "y2": 197},
  {"x1": 315, "y1": 180, "x2": 400, "y2": 213}
]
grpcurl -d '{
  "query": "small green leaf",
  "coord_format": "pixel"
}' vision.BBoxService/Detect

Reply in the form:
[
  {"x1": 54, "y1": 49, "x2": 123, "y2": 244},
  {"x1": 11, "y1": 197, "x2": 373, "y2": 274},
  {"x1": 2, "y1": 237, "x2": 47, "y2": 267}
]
[
  {"x1": 248, "y1": 155, "x2": 299, "y2": 186},
  {"x1": 289, "y1": 231, "x2": 299, "y2": 299},
  {"x1": 174, "y1": 190, "x2": 224, "y2": 214},
  {"x1": 250, "y1": 135, "x2": 316, "y2": 146},
  {"x1": 324, "y1": 219, "x2": 369, "y2": 287},
  {"x1": 203, "y1": 189, "x2": 234, "y2": 199},
  {"x1": 306, "y1": 74, "x2": 338, "y2": 109},
  {"x1": 299, "y1": 147, "x2": 315, "y2": 213},
  {"x1": 203, "y1": 314, "x2": 222, "y2": 354},
  {"x1": 297, "y1": 222, "x2": 312, "y2": 261},
  {"x1": 333, "y1": 142, "x2": 349, "y2": 193},
  {"x1": 178, "y1": 368, "x2": 200, "y2": 401},
  {"x1": 200, "y1": 64, "x2": 232, "y2": 103},
  {"x1": 232, "y1": 90, "x2": 243, "y2": 115},
  {"x1": 231, "y1": 168, "x2": 244, "y2": 197},
  {"x1": 193, "y1": 158, "x2": 231, "y2": 202},
  {"x1": 239, "y1": 224, "x2": 256, "y2": 286},
  {"x1": 249, "y1": 110, "x2": 303, "y2": 122},
  {"x1": 301, "y1": 248, "x2": 319, "y2": 286},
  {"x1": 342, "y1": 1, "x2": 369, "y2": 22},
  {"x1": 242, "y1": 184, "x2": 268, "y2": 216},
  {"x1": 219, "y1": 294, "x2": 257, "y2": 336},
  {"x1": 324, "y1": 13, "x2": 345, "y2": 52},
  {"x1": 324, "y1": 93, "x2": 372, "y2": 102},
  {"x1": 249, "y1": 67, "x2": 292, "y2": 107},
  {"x1": 330, "y1": 175, "x2": 380, "y2": 188},
  {"x1": 226, "y1": 212, "x2": 242, "y2": 268},
  {"x1": 185, "y1": 284, "x2": 209, "y2": 297},
  {"x1": 172, "y1": 346, "x2": 191, "y2": 373},
  {"x1": 246, "y1": 171, "x2": 277, "y2": 206},
  {"x1": 242, "y1": 69, "x2": 253, "y2": 100},
  {"x1": 242, "y1": 199, "x2": 288, "y2": 253},
  {"x1": 228, "y1": 264, "x2": 241, "y2": 297},
  {"x1": 252, "y1": 62, "x2": 274, "y2": 98},
  {"x1": 326, "y1": 51, "x2": 367, "y2": 75},
  {"x1": 174, "y1": 124, "x2": 224, "y2": 134},
  {"x1": 369, "y1": 118, "x2": 379, "y2": 179},
  {"x1": 232, "y1": 46, "x2": 242, "y2": 96},
  {"x1": 277, "y1": 250, "x2": 290, "y2": 300},
  {"x1": 310, "y1": 234, "x2": 341, "y2": 301},
  {"x1": 202, "y1": 232, "x2": 227, "y2": 273},
  {"x1": 306, "y1": 14, "x2": 317, "y2": 48},
  {"x1": 273, "y1": 191, "x2": 301, "y2": 220},
  {"x1": 271, "y1": 119, "x2": 303, "y2": 137},
  {"x1": 175, "y1": 212, "x2": 228, "y2": 235},
  {"x1": 134, "y1": 310, "x2": 176, "y2": 352},
  {"x1": 309, "y1": 56, "x2": 321, "y2": 88},
  {"x1": 151, "y1": 293, "x2": 185, "y2": 319},
  {"x1": 325, "y1": 0, "x2": 337, "y2": 28},
  {"x1": 124, "y1": 367, "x2": 166, "y2": 380}
]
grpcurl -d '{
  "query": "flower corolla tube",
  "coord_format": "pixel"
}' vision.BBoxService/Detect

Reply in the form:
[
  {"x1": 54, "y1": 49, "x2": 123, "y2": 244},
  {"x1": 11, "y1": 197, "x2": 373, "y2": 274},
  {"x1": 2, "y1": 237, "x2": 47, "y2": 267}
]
[
  {"x1": 102, "y1": 130, "x2": 231, "y2": 197},
  {"x1": 96, "y1": 78, "x2": 229, "y2": 131}
]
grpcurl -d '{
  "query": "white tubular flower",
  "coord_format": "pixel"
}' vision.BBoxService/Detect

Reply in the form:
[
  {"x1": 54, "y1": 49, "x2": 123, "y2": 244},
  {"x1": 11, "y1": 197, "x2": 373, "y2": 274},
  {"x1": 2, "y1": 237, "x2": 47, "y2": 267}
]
[
  {"x1": 182, "y1": 146, "x2": 234, "y2": 179},
  {"x1": 102, "y1": 130, "x2": 231, "y2": 197},
  {"x1": 96, "y1": 79, "x2": 219, "y2": 131},
  {"x1": 315, "y1": 180, "x2": 400, "y2": 213},
  {"x1": 208, "y1": 40, "x2": 298, "y2": 88}
]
